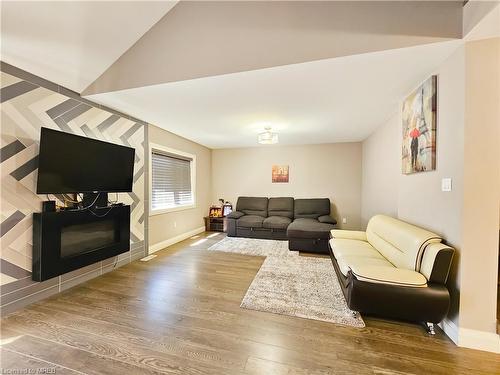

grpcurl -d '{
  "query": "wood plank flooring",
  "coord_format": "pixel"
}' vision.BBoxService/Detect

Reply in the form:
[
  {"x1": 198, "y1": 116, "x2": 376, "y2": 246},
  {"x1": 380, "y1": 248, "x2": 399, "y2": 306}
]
[{"x1": 1, "y1": 232, "x2": 499, "y2": 374}]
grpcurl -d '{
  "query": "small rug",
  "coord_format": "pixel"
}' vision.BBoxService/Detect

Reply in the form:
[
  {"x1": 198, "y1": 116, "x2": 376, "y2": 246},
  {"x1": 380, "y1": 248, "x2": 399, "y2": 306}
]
[
  {"x1": 240, "y1": 256, "x2": 365, "y2": 327},
  {"x1": 208, "y1": 236, "x2": 365, "y2": 327},
  {"x1": 207, "y1": 236, "x2": 296, "y2": 257}
]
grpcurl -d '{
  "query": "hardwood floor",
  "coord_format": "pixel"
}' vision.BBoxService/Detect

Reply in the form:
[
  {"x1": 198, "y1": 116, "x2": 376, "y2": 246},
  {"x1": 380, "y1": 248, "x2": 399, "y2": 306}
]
[{"x1": 1, "y1": 232, "x2": 499, "y2": 374}]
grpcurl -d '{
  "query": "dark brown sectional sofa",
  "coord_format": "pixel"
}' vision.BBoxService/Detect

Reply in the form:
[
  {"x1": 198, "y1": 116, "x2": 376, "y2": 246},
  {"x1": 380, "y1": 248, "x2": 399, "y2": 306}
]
[{"x1": 226, "y1": 197, "x2": 337, "y2": 254}]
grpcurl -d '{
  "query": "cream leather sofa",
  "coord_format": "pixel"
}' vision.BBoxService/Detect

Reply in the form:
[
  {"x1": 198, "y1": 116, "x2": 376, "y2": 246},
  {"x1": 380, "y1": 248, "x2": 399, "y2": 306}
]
[{"x1": 329, "y1": 215, "x2": 454, "y2": 332}]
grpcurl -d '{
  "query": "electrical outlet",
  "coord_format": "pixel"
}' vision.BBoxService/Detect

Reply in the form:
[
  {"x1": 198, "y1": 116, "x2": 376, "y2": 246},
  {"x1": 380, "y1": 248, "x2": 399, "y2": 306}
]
[
  {"x1": 342, "y1": 217, "x2": 347, "y2": 224},
  {"x1": 174, "y1": 221, "x2": 177, "y2": 228}
]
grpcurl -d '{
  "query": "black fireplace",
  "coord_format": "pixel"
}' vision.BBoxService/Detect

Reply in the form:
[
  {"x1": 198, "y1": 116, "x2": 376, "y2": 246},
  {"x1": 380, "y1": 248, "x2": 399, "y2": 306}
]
[{"x1": 32, "y1": 205, "x2": 130, "y2": 281}]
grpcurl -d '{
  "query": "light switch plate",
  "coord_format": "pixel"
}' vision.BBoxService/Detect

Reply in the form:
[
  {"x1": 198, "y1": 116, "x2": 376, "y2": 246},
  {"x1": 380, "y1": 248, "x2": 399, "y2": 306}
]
[{"x1": 441, "y1": 178, "x2": 452, "y2": 192}]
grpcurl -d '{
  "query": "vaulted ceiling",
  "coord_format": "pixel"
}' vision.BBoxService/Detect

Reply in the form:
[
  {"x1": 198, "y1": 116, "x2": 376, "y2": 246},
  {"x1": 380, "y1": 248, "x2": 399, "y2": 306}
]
[
  {"x1": 2, "y1": 1, "x2": 497, "y2": 148},
  {"x1": 87, "y1": 40, "x2": 462, "y2": 148},
  {"x1": 83, "y1": 1, "x2": 464, "y2": 95},
  {"x1": 0, "y1": 1, "x2": 178, "y2": 92}
]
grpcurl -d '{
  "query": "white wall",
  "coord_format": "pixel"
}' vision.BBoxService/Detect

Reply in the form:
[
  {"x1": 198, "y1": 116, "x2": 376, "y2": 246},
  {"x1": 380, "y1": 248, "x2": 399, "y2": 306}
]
[
  {"x1": 361, "y1": 39, "x2": 500, "y2": 351},
  {"x1": 362, "y1": 46, "x2": 465, "y2": 326},
  {"x1": 212, "y1": 143, "x2": 362, "y2": 230},
  {"x1": 361, "y1": 113, "x2": 400, "y2": 227}
]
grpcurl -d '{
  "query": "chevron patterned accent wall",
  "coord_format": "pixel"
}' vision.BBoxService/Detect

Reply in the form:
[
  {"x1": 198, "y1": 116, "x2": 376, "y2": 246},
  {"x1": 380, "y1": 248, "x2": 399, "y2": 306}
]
[{"x1": 0, "y1": 66, "x2": 147, "y2": 314}]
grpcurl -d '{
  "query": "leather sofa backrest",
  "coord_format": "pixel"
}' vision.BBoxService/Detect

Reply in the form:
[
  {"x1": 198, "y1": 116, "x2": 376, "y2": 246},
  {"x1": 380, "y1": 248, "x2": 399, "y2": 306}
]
[
  {"x1": 366, "y1": 215, "x2": 442, "y2": 271},
  {"x1": 268, "y1": 197, "x2": 294, "y2": 219},
  {"x1": 294, "y1": 198, "x2": 330, "y2": 219},
  {"x1": 236, "y1": 197, "x2": 268, "y2": 217}
]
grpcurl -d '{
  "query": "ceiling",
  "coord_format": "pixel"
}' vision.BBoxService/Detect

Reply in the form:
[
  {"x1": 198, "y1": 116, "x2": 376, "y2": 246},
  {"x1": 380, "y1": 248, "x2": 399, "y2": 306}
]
[
  {"x1": 87, "y1": 40, "x2": 462, "y2": 149},
  {"x1": 82, "y1": 1, "x2": 463, "y2": 96},
  {"x1": 0, "y1": 1, "x2": 177, "y2": 92},
  {"x1": 2, "y1": 1, "x2": 495, "y2": 149},
  {"x1": 465, "y1": 1, "x2": 500, "y2": 41}
]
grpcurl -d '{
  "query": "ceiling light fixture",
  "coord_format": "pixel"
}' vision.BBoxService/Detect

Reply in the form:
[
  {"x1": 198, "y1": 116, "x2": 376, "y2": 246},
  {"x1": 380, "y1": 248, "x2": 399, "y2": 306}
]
[{"x1": 258, "y1": 126, "x2": 278, "y2": 145}]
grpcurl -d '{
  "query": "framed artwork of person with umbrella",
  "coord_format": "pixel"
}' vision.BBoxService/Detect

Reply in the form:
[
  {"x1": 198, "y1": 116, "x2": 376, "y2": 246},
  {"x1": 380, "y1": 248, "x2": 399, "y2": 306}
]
[{"x1": 402, "y1": 75, "x2": 437, "y2": 174}]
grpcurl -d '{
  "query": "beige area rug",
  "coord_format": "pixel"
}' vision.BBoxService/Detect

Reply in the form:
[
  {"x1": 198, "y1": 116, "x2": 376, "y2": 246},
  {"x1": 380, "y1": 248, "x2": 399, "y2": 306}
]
[
  {"x1": 208, "y1": 237, "x2": 365, "y2": 328},
  {"x1": 207, "y1": 237, "x2": 296, "y2": 257}
]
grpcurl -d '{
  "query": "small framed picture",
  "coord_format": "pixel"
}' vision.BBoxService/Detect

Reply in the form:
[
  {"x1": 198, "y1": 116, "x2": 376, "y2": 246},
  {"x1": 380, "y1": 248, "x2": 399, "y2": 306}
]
[{"x1": 272, "y1": 165, "x2": 289, "y2": 183}]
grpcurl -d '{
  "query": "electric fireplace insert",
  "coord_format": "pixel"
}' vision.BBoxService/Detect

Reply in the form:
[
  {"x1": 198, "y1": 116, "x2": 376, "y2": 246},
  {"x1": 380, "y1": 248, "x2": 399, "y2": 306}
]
[{"x1": 32, "y1": 205, "x2": 130, "y2": 281}]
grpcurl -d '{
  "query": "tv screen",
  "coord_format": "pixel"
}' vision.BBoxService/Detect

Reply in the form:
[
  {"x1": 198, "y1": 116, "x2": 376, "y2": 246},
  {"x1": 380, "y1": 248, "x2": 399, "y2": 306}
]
[{"x1": 37, "y1": 127, "x2": 135, "y2": 193}]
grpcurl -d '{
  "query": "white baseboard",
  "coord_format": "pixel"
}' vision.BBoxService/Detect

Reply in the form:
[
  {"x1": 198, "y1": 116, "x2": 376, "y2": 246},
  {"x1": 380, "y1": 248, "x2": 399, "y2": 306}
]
[
  {"x1": 439, "y1": 318, "x2": 459, "y2": 344},
  {"x1": 439, "y1": 318, "x2": 500, "y2": 353},
  {"x1": 148, "y1": 226, "x2": 205, "y2": 254},
  {"x1": 458, "y1": 327, "x2": 500, "y2": 353}
]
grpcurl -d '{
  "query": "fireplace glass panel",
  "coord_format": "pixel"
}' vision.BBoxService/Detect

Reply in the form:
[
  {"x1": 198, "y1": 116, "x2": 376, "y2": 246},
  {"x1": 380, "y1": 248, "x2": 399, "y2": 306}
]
[{"x1": 61, "y1": 220, "x2": 117, "y2": 258}]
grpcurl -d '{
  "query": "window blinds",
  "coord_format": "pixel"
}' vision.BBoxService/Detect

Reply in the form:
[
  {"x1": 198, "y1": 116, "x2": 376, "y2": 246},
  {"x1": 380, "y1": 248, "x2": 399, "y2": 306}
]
[{"x1": 151, "y1": 152, "x2": 193, "y2": 210}]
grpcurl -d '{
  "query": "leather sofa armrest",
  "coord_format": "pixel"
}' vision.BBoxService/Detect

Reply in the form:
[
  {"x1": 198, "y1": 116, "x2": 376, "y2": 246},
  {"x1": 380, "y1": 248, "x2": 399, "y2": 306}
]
[
  {"x1": 330, "y1": 229, "x2": 367, "y2": 242},
  {"x1": 351, "y1": 265, "x2": 428, "y2": 288},
  {"x1": 420, "y1": 243, "x2": 454, "y2": 284},
  {"x1": 227, "y1": 211, "x2": 245, "y2": 219},
  {"x1": 318, "y1": 215, "x2": 337, "y2": 225}
]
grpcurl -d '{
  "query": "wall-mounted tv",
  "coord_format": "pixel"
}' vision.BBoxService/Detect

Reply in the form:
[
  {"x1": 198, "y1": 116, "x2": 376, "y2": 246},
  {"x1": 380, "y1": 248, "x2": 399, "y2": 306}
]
[{"x1": 36, "y1": 127, "x2": 135, "y2": 194}]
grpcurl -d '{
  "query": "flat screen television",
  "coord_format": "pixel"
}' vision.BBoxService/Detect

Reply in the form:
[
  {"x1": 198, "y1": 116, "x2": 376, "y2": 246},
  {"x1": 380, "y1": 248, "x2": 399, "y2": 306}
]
[{"x1": 37, "y1": 127, "x2": 135, "y2": 194}]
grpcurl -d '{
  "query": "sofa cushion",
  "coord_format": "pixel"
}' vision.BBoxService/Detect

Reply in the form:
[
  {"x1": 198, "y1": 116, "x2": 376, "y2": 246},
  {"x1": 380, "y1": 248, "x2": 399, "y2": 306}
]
[
  {"x1": 350, "y1": 265, "x2": 428, "y2": 288},
  {"x1": 268, "y1": 197, "x2": 294, "y2": 219},
  {"x1": 366, "y1": 215, "x2": 442, "y2": 271},
  {"x1": 236, "y1": 215, "x2": 265, "y2": 228},
  {"x1": 287, "y1": 218, "x2": 335, "y2": 239},
  {"x1": 294, "y1": 198, "x2": 330, "y2": 219},
  {"x1": 263, "y1": 216, "x2": 292, "y2": 230},
  {"x1": 227, "y1": 211, "x2": 244, "y2": 219},
  {"x1": 235, "y1": 197, "x2": 268, "y2": 217},
  {"x1": 318, "y1": 215, "x2": 336, "y2": 224},
  {"x1": 329, "y1": 238, "x2": 386, "y2": 260},
  {"x1": 328, "y1": 238, "x2": 427, "y2": 286},
  {"x1": 330, "y1": 229, "x2": 367, "y2": 242},
  {"x1": 336, "y1": 255, "x2": 395, "y2": 277}
]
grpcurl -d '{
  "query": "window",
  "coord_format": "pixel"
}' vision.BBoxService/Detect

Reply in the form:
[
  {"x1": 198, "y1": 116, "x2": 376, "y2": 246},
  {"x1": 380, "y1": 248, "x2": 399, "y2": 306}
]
[{"x1": 150, "y1": 144, "x2": 196, "y2": 214}]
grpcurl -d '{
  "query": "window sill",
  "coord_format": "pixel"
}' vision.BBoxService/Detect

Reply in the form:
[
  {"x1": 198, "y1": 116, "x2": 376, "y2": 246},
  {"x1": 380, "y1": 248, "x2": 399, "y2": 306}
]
[{"x1": 150, "y1": 204, "x2": 196, "y2": 216}]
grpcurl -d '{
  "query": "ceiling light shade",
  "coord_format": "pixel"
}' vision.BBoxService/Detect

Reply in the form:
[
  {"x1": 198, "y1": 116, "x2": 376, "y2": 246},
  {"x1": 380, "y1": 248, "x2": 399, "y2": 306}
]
[{"x1": 258, "y1": 127, "x2": 279, "y2": 144}]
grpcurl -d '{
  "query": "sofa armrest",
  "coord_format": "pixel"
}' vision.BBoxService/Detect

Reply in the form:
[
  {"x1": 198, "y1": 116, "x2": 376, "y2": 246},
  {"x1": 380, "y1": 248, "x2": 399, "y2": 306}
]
[
  {"x1": 350, "y1": 265, "x2": 427, "y2": 288},
  {"x1": 227, "y1": 211, "x2": 244, "y2": 219},
  {"x1": 318, "y1": 215, "x2": 337, "y2": 225},
  {"x1": 420, "y1": 243, "x2": 454, "y2": 284},
  {"x1": 330, "y1": 229, "x2": 367, "y2": 242}
]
